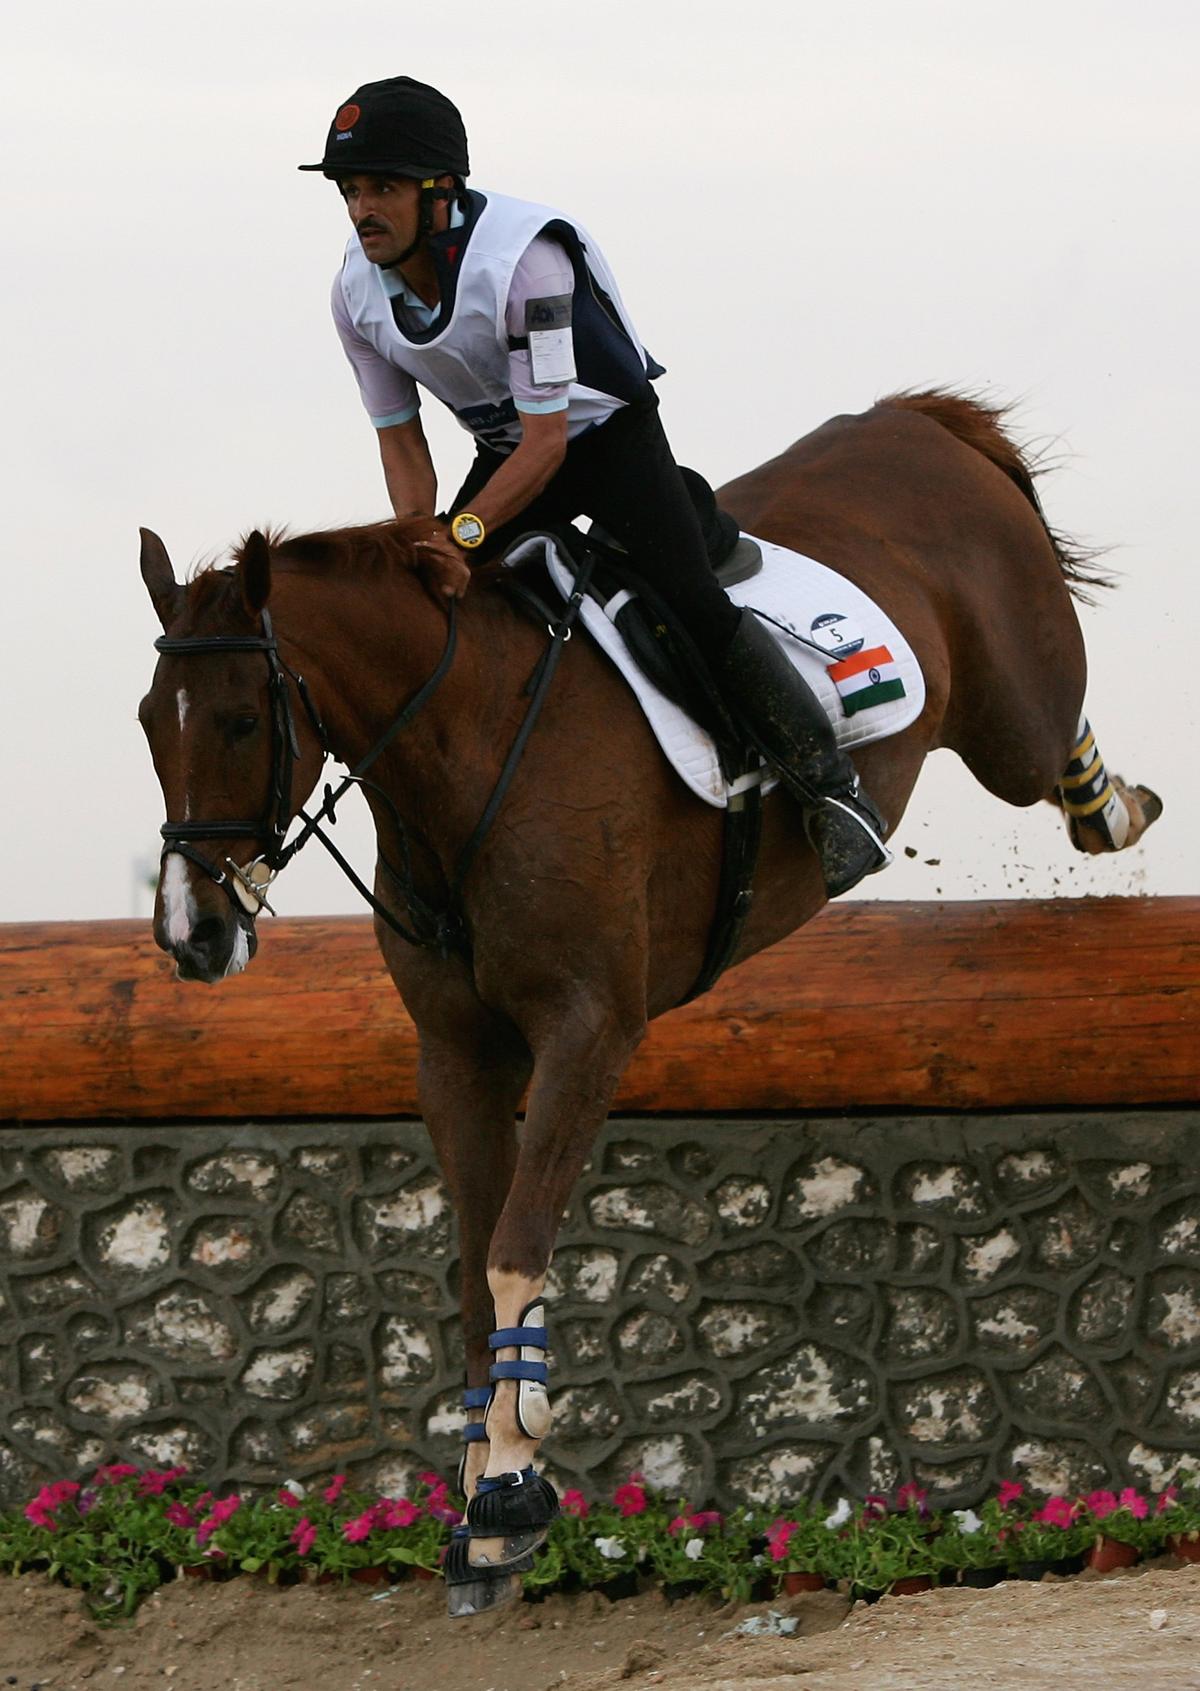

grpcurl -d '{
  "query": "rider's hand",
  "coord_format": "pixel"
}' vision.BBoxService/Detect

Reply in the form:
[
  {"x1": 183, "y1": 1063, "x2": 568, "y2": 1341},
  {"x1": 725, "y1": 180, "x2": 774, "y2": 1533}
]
[{"x1": 410, "y1": 520, "x2": 472, "y2": 602}]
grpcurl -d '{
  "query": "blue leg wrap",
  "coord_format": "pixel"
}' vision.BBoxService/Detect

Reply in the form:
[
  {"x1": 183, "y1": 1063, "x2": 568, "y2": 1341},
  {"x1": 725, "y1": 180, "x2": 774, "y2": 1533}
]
[
  {"x1": 456, "y1": 1383, "x2": 492, "y2": 1497},
  {"x1": 464, "y1": 1297, "x2": 559, "y2": 1556}
]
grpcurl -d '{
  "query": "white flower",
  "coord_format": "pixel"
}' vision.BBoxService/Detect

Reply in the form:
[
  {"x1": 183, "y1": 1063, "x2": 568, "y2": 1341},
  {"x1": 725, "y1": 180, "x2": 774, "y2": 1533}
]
[
  {"x1": 952, "y1": 1509, "x2": 983, "y2": 1535},
  {"x1": 684, "y1": 1537, "x2": 705, "y2": 1561},
  {"x1": 824, "y1": 1497, "x2": 852, "y2": 1529},
  {"x1": 594, "y1": 1535, "x2": 627, "y2": 1560},
  {"x1": 281, "y1": 1480, "x2": 306, "y2": 1500}
]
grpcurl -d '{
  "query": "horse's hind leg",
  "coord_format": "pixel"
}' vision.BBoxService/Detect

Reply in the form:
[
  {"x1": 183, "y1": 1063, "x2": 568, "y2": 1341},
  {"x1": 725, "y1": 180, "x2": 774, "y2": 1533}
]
[{"x1": 1054, "y1": 712, "x2": 1164, "y2": 854}]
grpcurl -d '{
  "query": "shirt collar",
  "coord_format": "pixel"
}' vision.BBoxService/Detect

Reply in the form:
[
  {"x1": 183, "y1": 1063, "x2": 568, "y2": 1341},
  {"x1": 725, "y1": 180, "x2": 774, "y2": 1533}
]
[{"x1": 379, "y1": 198, "x2": 465, "y2": 309}]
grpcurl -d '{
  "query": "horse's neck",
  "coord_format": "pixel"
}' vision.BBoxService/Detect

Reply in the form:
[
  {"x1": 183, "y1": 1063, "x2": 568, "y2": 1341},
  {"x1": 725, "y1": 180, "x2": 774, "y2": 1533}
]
[{"x1": 274, "y1": 568, "x2": 535, "y2": 830}]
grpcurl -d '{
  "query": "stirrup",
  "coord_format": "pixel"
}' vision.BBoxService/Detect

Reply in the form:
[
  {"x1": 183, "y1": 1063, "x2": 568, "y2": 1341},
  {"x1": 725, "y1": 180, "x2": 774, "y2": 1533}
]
[
  {"x1": 456, "y1": 1384, "x2": 492, "y2": 1496},
  {"x1": 806, "y1": 779, "x2": 891, "y2": 898}
]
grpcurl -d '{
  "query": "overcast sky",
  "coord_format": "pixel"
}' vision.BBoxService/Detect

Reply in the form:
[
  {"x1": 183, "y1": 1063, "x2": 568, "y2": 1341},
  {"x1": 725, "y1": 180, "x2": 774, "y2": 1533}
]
[{"x1": 2, "y1": 0, "x2": 1195, "y2": 924}]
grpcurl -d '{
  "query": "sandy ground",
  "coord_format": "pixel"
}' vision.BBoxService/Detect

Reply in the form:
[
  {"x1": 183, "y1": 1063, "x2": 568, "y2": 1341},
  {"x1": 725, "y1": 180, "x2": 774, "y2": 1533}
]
[{"x1": 2, "y1": 1561, "x2": 1199, "y2": 1691}]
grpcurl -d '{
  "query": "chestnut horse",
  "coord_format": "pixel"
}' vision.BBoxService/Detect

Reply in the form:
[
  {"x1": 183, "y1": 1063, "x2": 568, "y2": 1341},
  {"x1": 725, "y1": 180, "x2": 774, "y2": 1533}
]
[{"x1": 138, "y1": 391, "x2": 1158, "y2": 1610}]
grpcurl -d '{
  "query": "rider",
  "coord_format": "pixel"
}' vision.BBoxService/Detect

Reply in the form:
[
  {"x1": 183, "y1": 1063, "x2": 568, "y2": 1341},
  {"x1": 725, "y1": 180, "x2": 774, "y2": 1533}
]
[{"x1": 300, "y1": 76, "x2": 888, "y2": 897}]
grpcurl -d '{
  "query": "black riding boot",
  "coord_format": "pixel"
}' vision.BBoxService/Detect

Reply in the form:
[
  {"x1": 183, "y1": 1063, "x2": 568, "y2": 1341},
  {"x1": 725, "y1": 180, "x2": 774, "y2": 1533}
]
[{"x1": 714, "y1": 610, "x2": 890, "y2": 898}]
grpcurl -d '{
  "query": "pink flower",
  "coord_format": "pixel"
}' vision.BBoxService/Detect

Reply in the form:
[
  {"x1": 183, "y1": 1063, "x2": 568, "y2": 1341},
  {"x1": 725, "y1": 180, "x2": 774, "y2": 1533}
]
[
  {"x1": 862, "y1": 1493, "x2": 889, "y2": 1520},
  {"x1": 1157, "y1": 1487, "x2": 1181, "y2": 1515},
  {"x1": 93, "y1": 1463, "x2": 139, "y2": 1487},
  {"x1": 375, "y1": 1498, "x2": 421, "y2": 1530},
  {"x1": 614, "y1": 1481, "x2": 647, "y2": 1518},
  {"x1": 165, "y1": 1503, "x2": 196, "y2": 1529},
  {"x1": 343, "y1": 1511, "x2": 375, "y2": 1543},
  {"x1": 561, "y1": 1490, "x2": 589, "y2": 1518},
  {"x1": 323, "y1": 1475, "x2": 348, "y2": 1505},
  {"x1": 277, "y1": 1488, "x2": 302, "y2": 1509},
  {"x1": 1119, "y1": 1488, "x2": 1148, "y2": 1519},
  {"x1": 428, "y1": 1499, "x2": 463, "y2": 1526},
  {"x1": 290, "y1": 1517, "x2": 316, "y2": 1557},
  {"x1": 997, "y1": 1481, "x2": 1024, "y2": 1509},
  {"x1": 1085, "y1": 1489, "x2": 1118, "y2": 1521},
  {"x1": 418, "y1": 1471, "x2": 444, "y2": 1490},
  {"x1": 668, "y1": 1508, "x2": 721, "y2": 1535},
  {"x1": 138, "y1": 1466, "x2": 188, "y2": 1497},
  {"x1": 895, "y1": 1483, "x2": 928, "y2": 1516},
  {"x1": 196, "y1": 1495, "x2": 241, "y2": 1547},
  {"x1": 764, "y1": 1519, "x2": 799, "y2": 1564},
  {"x1": 1032, "y1": 1496, "x2": 1075, "y2": 1529},
  {"x1": 23, "y1": 1481, "x2": 81, "y2": 1531}
]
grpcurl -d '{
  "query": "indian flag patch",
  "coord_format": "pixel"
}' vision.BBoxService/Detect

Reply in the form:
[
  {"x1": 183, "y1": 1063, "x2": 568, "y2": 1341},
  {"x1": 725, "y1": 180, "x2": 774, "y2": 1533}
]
[{"x1": 828, "y1": 645, "x2": 906, "y2": 716}]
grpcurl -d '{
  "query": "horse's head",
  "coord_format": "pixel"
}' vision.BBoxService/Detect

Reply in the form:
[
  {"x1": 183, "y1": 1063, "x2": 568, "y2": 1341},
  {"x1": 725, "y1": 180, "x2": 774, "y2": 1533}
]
[{"x1": 137, "y1": 528, "x2": 326, "y2": 983}]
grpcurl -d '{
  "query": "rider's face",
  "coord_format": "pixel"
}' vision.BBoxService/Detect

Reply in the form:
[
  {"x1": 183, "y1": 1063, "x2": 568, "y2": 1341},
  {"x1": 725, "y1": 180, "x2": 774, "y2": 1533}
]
[{"x1": 336, "y1": 174, "x2": 450, "y2": 266}]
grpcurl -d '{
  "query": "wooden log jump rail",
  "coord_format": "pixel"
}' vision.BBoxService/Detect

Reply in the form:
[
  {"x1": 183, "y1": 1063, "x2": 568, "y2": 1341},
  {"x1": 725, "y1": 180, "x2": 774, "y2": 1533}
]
[{"x1": 2, "y1": 899, "x2": 1196, "y2": 1123}]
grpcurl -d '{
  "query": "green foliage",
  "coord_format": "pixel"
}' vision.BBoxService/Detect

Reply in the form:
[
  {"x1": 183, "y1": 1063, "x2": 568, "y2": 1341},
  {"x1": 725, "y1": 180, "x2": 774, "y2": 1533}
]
[{"x1": 4, "y1": 1464, "x2": 1200, "y2": 1621}]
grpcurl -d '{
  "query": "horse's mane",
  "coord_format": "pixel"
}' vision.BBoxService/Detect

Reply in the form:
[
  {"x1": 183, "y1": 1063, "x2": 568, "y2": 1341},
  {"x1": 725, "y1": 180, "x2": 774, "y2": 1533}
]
[
  {"x1": 880, "y1": 388, "x2": 1112, "y2": 604},
  {"x1": 184, "y1": 517, "x2": 433, "y2": 613}
]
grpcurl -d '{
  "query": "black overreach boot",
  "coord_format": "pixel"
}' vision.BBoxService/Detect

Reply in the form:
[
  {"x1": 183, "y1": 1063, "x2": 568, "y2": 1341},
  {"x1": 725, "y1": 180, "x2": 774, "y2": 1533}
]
[{"x1": 714, "y1": 610, "x2": 890, "y2": 898}]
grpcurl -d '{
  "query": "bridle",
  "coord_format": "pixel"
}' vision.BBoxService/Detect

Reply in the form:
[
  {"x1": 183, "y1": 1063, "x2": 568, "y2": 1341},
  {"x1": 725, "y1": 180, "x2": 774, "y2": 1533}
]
[
  {"x1": 152, "y1": 557, "x2": 591, "y2": 954},
  {"x1": 154, "y1": 610, "x2": 318, "y2": 916},
  {"x1": 154, "y1": 598, "x2": 463, "y2": 942}
]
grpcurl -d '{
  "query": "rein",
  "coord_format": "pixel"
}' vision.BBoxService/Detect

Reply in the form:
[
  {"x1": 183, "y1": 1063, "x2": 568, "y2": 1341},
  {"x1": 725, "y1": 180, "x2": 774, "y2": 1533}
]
[{"x1": 153, "y1": 559, "x2": 593, "y2": 955}]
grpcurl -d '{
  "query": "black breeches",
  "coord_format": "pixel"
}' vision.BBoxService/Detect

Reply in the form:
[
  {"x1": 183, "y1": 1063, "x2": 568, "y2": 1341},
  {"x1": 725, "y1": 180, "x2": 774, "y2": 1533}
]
[{"x1": 449, "y1": 400, "x2": 742, "y2": 661}]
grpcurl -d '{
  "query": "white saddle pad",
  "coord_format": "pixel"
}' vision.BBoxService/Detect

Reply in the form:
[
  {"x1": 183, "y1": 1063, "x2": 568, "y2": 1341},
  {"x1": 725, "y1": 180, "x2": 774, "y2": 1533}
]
[{"x1": 503, "y1": 532, "x2": 926, "y2": 809}]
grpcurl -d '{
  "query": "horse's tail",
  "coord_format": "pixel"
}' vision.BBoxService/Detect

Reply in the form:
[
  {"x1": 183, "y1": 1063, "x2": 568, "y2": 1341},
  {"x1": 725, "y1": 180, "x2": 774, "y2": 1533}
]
[{"x1": 879, "y1": 388, "x2": 1112, "y2": 603}]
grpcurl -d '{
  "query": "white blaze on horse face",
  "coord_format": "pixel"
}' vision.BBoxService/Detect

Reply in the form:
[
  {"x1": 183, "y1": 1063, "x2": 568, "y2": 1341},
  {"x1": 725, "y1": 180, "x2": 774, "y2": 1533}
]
[
  {"x1": 161, "y1": 851, "x2": 198, "y2": 947},
  {"x1": 175, "y1": 688, "x2": 191, "y2": 819},
  {"x1": 223, "y1": 922, "x2": 251, "y2": 978}
]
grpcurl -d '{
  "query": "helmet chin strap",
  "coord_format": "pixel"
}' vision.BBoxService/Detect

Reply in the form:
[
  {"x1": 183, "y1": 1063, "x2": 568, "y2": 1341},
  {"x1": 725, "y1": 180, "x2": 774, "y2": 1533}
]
[{"x1": 382, "y1": 178, "x2": 453, "y2": 269}]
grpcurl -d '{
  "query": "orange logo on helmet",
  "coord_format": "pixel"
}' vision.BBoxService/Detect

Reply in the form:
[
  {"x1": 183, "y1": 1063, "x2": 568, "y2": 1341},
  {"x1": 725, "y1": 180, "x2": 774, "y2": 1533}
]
[{"x1": 335, "y1": 103, "x2": 361, "y2": 131}]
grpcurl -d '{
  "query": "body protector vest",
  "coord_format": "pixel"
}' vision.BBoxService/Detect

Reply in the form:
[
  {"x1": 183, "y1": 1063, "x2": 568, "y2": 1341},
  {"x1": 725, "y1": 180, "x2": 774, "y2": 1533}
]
[{"x1": 336, "y1": 189, "x2": 664, "y2": 453}]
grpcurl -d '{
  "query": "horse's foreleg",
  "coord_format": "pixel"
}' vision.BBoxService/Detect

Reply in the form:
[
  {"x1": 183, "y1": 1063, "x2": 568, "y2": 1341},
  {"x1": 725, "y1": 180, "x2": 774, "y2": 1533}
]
[
  {"x1": 1055, "y1": 713, "x2": 1163, "y2": 854},
  {"x1": 416, "y1": 1029, "x2": 530, "y2": 1499},
  {"x1": 466, "y1": 989, "x2": 646, "y2": 1568}
]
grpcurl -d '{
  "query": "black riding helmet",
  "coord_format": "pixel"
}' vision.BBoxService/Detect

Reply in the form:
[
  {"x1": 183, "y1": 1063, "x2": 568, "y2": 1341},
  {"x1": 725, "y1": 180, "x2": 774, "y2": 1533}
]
[{"x1": 298, "y1": 76, "x2": 470, "y2": 181}]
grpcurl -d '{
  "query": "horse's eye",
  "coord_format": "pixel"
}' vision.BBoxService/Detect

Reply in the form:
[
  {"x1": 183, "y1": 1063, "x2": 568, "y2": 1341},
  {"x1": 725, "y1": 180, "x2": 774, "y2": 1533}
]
[{"x1": 231, "y1": 714, "x2": 260, "y2": 740}]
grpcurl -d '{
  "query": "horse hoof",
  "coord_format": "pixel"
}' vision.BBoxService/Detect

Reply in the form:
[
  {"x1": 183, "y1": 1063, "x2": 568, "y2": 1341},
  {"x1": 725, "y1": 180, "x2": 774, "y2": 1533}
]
[
  {"x1": 1134, "y1": 785, "x2": 1164, "y2": 828},
  {"x1": 467, "y1": 1527, "x2": 549, "y2": 1569},
  {"x1": 447, "y1": 1570, "x2": 523, "y2": 1619}
]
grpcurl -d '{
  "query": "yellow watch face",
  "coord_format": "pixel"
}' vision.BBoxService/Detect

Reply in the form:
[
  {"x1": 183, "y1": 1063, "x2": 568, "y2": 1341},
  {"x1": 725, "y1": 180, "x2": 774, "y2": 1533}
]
[{"x1": 451, "y1": 512, "x2": 486, "y2": 549}]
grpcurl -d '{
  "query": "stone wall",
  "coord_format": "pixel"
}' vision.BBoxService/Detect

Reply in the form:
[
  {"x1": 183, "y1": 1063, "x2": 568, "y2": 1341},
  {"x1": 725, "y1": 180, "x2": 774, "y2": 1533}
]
[{"x1": 2, "y1": 1113, "x2": 1199, "y2": 1513}]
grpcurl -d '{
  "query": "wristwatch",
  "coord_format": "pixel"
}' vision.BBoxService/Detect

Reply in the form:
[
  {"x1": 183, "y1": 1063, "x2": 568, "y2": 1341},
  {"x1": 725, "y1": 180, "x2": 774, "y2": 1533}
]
[{"x1": 450, "y1": 511, "x2": 486, "y2": 550}]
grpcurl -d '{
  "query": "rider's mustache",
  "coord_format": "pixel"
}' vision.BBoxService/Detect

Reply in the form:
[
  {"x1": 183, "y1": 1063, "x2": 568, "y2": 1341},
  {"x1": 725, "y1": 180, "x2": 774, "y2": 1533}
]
[{"x1": 356, "y1": 218, "x2": 388, "y2": 236}]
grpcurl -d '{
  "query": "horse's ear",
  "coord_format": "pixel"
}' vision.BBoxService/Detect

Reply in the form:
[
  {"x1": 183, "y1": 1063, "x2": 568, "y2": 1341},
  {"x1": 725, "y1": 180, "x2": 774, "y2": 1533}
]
[
  {"x1": 139, "y1": 527, "x2": 183, "y2": 631},
  {"x1": 239, "y1": 530, "x2": 272, "y2": 613}
]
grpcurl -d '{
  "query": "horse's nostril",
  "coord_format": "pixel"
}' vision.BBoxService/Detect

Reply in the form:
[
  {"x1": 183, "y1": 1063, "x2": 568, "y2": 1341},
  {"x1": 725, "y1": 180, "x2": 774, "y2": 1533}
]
[{"x1": 189, "y1": 917, "x2": 226, "y2": 951}]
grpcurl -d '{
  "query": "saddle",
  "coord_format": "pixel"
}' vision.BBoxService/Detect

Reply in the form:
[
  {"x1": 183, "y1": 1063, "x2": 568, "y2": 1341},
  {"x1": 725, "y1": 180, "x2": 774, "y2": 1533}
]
[{"x1": 516, "y1": 466, "x2": 762, "y2": 753}]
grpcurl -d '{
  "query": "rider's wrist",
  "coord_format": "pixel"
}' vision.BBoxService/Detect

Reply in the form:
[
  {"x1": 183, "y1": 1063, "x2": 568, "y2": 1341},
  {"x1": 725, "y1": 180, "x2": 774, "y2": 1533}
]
[{"x1": 450, "y1": 511, "x2": 486, "y2": 550}]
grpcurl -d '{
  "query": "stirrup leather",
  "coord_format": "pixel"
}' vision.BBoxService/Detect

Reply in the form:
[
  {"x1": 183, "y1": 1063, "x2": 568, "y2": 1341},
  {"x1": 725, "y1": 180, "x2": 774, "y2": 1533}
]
[{"x1": 486, "y1": 1296, "x2": 551, "y2": 1441}]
